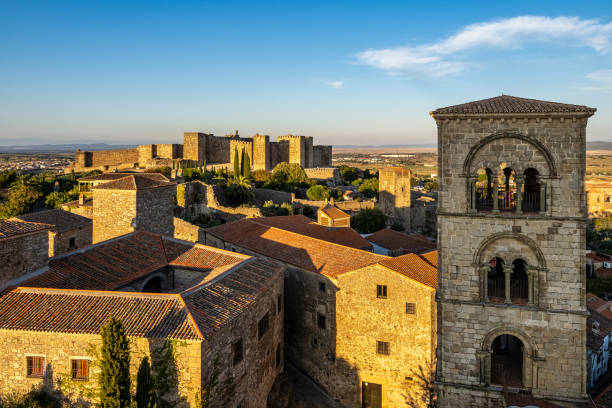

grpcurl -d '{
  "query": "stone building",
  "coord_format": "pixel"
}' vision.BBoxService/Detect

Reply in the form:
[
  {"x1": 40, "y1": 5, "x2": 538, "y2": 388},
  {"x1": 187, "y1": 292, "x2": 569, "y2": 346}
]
[
  {"x1": 92, "y1": 173, "x2": 176, "y2": 243},
  {"x1": 586, "y1": 293, "x2": 612, "y2": 392},
  {"x1": 365, "y1": 228, "x2": 436, "y2": 256},
  {"x1": 70, "y1": 131, "x2": 332, "y2": 172},
  {"x1": 432, "y1": 95, "x2": 595, "y2": 407},
  {"x1": 0, "y1": 231, "x2": 284, "y2": 408},
  {"x1": 317, "y1": 202, "x2": 351, "y2": 228},
  {"x1": 204, "y1": 218, "x2": 438, "y2": 407},
  {"x1": 586, "y1": 180, "x2": 612, "y2": 217},
  {"x1": 379, "y1": 167, "x2": 412, "y2": 232},
  {"x1": 0, "y1": 219, "x2": 51, "y2": 289},
  {"x1": 16, "y1": 209, "x2": 92, "y2": 257}
]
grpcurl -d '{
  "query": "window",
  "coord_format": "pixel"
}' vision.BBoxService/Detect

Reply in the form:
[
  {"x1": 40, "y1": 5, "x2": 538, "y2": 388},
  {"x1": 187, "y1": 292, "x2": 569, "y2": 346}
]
[
  {"x1": 69, "y1": 237, "x2": 76, "y2": 248},
  {"x1": 317, "y1": 313, "x2": 326, "y2": 330},
  {"x1": 27, "y1": 356, "x2": 44, "y2": 378},
  {"x1": 406, "y1": 303, "x2": 416, "y2": 314},
  {"x1": 258, "y1": 312, "x2": 270, "y2": 340},
  {"x1": 377, "y1": 285, "x2": 387, "y2": 299},
  {"x1": 319, "y1": 281, "x2": 326, "y2": 293},
  {"x1": 376, "y1": 341, "x2": 390, "y2": 355},
  {"x1": 71, "y1": 359, "x2": 89, "y2": 381},
  {"x1": 276, "y1": 343, "x2": 281, "y2": 368},
  {"x1": 232, "y1": 339, "x2": 243, "y2": 365},
  {"x1": 277, "y1": 294, "x2": 282, "y2": 314},
  {"x1": 312, "y1": 337, "x2": 318, "y2": 349}
]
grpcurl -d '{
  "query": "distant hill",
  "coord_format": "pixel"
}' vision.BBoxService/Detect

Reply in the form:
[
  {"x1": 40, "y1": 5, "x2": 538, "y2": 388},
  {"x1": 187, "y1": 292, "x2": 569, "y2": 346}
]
[
  {"x1": 587, "y1": 141, "x2": 612, "y2": 151},
  {"x1": 334, "y1": 143, "x2": 436, "y2": 148},
  {"x1": 0, "y1": 143, "x2": 137, "y2": 152}
]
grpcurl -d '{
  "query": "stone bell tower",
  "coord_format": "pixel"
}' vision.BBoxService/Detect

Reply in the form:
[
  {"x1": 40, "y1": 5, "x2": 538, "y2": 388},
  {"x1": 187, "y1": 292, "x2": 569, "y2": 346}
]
[{"x1": 431, "y1": 95, "x2": 595, "y2": 407}]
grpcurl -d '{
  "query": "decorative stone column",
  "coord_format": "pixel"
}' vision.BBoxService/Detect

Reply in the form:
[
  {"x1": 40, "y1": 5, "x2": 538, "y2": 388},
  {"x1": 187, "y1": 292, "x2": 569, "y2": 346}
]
[
  {"x1": 527, "y1": 267, "x2": 535, "y2": 306},
  {"x1": 515, "y1": 177, "x2": 523, "y2": 215},
  {"x1": 539, "y1": 181, "x2": 547, "y2": 215},
  {"x1": 493, "y1": 179, "x2": 500, "y2": 213},
  {"x1": 470, "y1": 177, "x2": 477, "y2": 213},
  {"x1": 504, "y1": 265, "x2": 512, "y2": 304},
  {"x1": 480, "y1": 265, "x2": 490, "y2": 302},
  {"x1": 477, "y1": 350, "x2": 490, "y2": 385}
]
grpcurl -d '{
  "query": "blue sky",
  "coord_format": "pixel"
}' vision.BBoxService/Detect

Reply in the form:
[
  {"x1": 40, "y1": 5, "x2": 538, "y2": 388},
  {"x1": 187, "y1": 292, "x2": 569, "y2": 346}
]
[{"x1": 1, "y1": 0, "x2": 612, "y2": 146}]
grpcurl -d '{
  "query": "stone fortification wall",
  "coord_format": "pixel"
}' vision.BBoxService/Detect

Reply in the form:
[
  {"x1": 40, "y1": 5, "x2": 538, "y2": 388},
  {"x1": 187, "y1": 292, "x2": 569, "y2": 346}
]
[
  {"x1": 183, "y1": 132, "x2": 208, "y2": 162},
  {"x1": 269, "y1": 140, "x2": 290, "y2": 168},
  {"x1": 205, "y1": 134, "x2": 232, "y2": 164},
  {"x1": 0, "y1": 330, "x2": 202, "y2": 406},
  {"x1": 138, "y1": 145, "x2": 156, "y2": 167},
  {"x1": 202, "y1": 264, "x2": 284, "y2": 408},
  {"x1": 135, "y1": 185, "x2": 176, "y2": 237},
  {"x1": 293, "y1": 198, "x2": 374, "y2": 213},
  {"x1": 179, "y1": 182, "x2": 262, "y2": 222},
  {"x1": 75, "y1": 148, "x2": 139, "y2": 170},
  {"x1": 156, "y1": 144, "x2": 181, "y2": 159},
  {"x1": 379, "y1": 168, "x2": 411, "y2": 232},
  {"x1": 304, "y1": 167, "x2": 340, "y2": 184},
  {"x1": 313, "y1": 145, "x2": 333, "y2": 167},
  {"x1": 229, "y1": 139, "x2": 254, "y2": 166},
  {"x1": 253, "y1": 134, "x2": 270, "y2": 171},
  {"x1": 173, "y1": 217, "x2": 205, "y2": 243},
  {"x1": 93, "y1": 189, "x2": 136, "y2": 243},
  {"x1": 254, "y1": 188, "x2": 294, "y2": 205},
  {"x1": 278, "y1": 135, "x2": 307, "y2": 165},
  {"x1": 0, "y1": 232, "x2": 49, "y2": 289}
]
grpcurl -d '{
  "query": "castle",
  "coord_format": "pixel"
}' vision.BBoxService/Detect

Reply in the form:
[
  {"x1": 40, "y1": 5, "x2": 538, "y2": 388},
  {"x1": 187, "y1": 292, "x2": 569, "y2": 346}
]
[{"x1": 70, "y1": 131, "x2": 333, "y2": 172}]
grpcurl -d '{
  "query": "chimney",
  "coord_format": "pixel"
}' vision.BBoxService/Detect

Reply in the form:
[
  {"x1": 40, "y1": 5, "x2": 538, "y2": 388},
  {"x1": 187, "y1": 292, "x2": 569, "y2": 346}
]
[{"x1": 79, "y1": 193, "x2": 85, "y2": 205}]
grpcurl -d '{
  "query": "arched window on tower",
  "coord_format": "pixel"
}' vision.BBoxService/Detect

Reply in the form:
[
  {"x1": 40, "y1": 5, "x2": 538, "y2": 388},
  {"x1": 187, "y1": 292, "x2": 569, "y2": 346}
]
[
  {"x1": 498, "y1": 167, "x2": 516, "y2": 212},
  {"x1": 522, "y1": 168, "x2": 541, "y2": 213},
  {"x1": 511, "y1": 259, "x2": 529, "y2": 304},
  {"x1": 475, "y1": 168, "x2": 494, "y2": 212},
  {"x1": 487, "y1": 257, "x2": 505, "y2": 303}
]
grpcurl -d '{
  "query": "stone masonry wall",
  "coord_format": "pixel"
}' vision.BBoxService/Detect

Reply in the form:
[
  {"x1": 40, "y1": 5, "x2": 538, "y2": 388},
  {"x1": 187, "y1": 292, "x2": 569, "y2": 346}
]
[
  {"x1": 0, "y1": 330, "x2": 202, "y2": 406},
  {"x1": 92, "y1": 189, "x2": 136, "y2": 243},
  {"x1": 89, "y1": 148, "x2": 139, "y2": 167},
  {"x1": 0, "y1": 232, "x2": 49, "y2": 288},
  {"x1": 50, "y1": 224, "x2": 92, "y2": 257},
  {"x1": 269, "y1": 140, "x2": 290, "y2": 168},
  {"x1": 201, "y1": 265, "x2": 284, "y2": 408},
  {"x1": 334, "y1": 265, "x2": 437, "y2": 408},
  {"x1": 379, "y1": 168, "x2": 412, "y2": 232},
  {"x1": 205, "y1": 134, "x2": 232, "y2": 164},
  {"x1": 135, "y1": 185, "x2": 176, "y2": 237},
  {"x1": 253, "y1": 134, "x2": 271, "y2": 171},
  {"x1": 156, "y1": 144, "x2": 181, "y2": 159},
  {"x1": 183, "y1": 132, "x2": 207, "y2": 162},
  {"x1": 138, "y1": 145, "x2": 156, "y2": 167},
  {"x1": 313, "y1": 146, "x2": 333, "y2": 168}
]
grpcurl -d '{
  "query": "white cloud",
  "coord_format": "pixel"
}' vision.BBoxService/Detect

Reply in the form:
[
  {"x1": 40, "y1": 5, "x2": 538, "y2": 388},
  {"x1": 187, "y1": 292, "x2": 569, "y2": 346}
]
[
  {"x1": 326, "y1": 80, "x2": 344, "y2": 89},
  {"x1": 355, "y1": 16, "x2": 612, "y2": 77},
  {"x1": 582, "y1": 69, "x2": 612, "y2": 92}
]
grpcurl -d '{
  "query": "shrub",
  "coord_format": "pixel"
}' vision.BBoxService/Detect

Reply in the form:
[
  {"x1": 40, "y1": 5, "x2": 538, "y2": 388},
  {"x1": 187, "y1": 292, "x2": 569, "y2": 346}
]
[
  {"x1": 338, "y1": 165, "x2": 359, "y2": 184},
  {"x1": 306, "y1": 185, "x2": 331, "y2": 201},
  {"x1": 358, "y1": 177, "x2": 379, "y2": 198},
  {"x1": 351, "y1": 208, "x2": 387, "y2": 234},
  {"x1": 0, "y1": 170, "x2": 17, "y2": 188},
  {"x1": 44, "y1": 189, "x2": 79, "y2": 209},
  {"x1": 221, "y1": 177, "x2": 254, "y2": 207},
  {"x1": 302, "y1": 206, "x2": 316, "y2": 219},
  {"x1": 261, "y1": 201, "x2": 294, "y2": 217},
  {"x1": 271, "y1": 162, "x2": 310, "y2": 187},
  {"x1": 144, "y1": 166, "x2": 172, "y2": 174}
]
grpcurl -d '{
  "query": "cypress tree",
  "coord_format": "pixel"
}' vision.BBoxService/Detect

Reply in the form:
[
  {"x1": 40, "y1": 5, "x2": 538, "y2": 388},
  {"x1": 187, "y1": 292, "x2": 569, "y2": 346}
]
[
  {"x1": 233, "y1": 147, "x2": 240, "y2": 178},
  {"x1": 243, "y1": 152, "x2": 251, "y2": 178},
  {"x1": 99, "y1": 315, "x2": 131, "y2": 408},
  {"x1": 136, "y1": 357, "x2": 156, "y2": 408}
]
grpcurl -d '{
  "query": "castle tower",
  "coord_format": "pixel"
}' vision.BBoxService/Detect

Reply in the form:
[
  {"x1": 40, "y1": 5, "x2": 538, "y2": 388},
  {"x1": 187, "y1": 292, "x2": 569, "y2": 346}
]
[
  {"x1": 378, "y1": 167, "x2": 411, "y2": 232},
  {"x1": 431, "y1": 95, "x2": 595, "y2": 407},
  {"x1": 92, "y1": 174, "x2": 176, "y2": 243},
  {"x1": 183, "y1": 132, "x2": 208, "y2": 162},
  {"x1": 253, "y1": 134, "x2": 271, "y2": 171}
]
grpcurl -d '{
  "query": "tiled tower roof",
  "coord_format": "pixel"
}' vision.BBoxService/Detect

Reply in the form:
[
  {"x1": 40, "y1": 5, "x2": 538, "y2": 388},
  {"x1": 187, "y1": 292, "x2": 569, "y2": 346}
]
[{"x1": 431, "y1": 95, "x2": 596, "y2": 115}]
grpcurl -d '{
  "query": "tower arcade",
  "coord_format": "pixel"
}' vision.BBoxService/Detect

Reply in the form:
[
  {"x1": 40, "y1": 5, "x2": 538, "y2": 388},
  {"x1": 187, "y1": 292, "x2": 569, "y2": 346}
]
[{"x1": 432, "y1": 95, "x2": 595, "y2": 407}]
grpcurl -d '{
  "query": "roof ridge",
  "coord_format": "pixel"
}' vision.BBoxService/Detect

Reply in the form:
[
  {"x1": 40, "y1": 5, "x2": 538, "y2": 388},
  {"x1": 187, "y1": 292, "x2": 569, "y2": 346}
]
[
  {"x1": 246, "y1": 218, "x2": 386, "y2": 259},
  {"x1": 13, "y1": 285, "x2": 183, "y2": 300}
]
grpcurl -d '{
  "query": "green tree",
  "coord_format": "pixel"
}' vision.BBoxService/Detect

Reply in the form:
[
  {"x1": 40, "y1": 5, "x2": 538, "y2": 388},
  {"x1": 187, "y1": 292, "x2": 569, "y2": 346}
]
[
  {"x1": 0, "y1": 170, "x2": 17, "y2": 188},
  {"x1": 44, "y1": 189, "x2": 79, "y2": 209},
  {"x1": 358, "y1": 177, "x2": 379, "y2": 198},
  {"x1": 233, "y1": 148, "x2": 240, "y2": 178},
  {"x1": 221, "y1": 177, "x2": 254, "y2": 207},
  {"x1": 351, "y1": 208, "x2": 387, "y2": 234},
  {"x1": 136, "y1": 357, "x2": 157, "y2": 408},
  {"x1": 242, "y1": 151, "x2": 251, "y2": 178},
  {"x1": 271, "y1": 162, "x2": 310, "y2": 186},
  {"x1": 338, "y1": 165, "x2": 358, "y2": 184},
  {"x1": 424, "y1": 179, "x2": 438, "y2": 192},
  {"x1": 0, "y1": 183, "x2": 42, "y2": 219},
  {"x1": 306, "y1": 185, "x2": 331, "y2": 201},
  {"x1": 99, "y1": 315, "x2": 131, "y2": 408}
]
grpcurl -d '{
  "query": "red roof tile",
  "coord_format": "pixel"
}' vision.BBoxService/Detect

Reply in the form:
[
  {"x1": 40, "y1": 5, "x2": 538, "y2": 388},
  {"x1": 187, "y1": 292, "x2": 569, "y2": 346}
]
[
  {"x1": 17, "y1": 209, "x2": 91, "y2": 233},
  {"x1": 596, "y1": 266, "x2": 612, "y2": 280},
  {"x1": 254, "y1": 215, "x2": 372, "y2": 250},
  {"x1": 587, "y1": 252, "x2": 611, "y2": 262},
  {"x1": 22, "y1": 232, "x2": 245, "y2": 290},
  {"x1": 588, "y1": 309, "x2": 612, "y2": 352},
  {"x1": 420, "y1": 250, "x2": 438, "y2": 268},
  {"x1": 431, "y1": 95, "x2": 596, "y2": 116},
  {"x1": 0, "y1": 219, "x2": 52, "y2": 239},
  {"x1": 366, "y1": 229, "x2": 435, "y2": 254},
  {"x1": 206, "y1": 218, "x2": 385, "y2": 277},
  {"x1": 378, "y1": 253, "x2": 438, "y2": 289},
  {"x1": 93, "y1": 174, "x2": 175, "y2": 190},
  {"x1": 318, "y1": 204, "x2": 350, "y2": 220},
  {"x1": 0, "y1": 287, "x2": 201, "y2": 340}
]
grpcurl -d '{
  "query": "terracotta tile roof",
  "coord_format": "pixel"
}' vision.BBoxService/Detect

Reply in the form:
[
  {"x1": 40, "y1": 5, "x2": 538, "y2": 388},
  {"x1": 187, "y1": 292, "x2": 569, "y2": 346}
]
[
  {"x1": 431, "y1": 95, "x2": 596, "y2": 115},
  {"x1": 16, "y1": 209, "x2": 91, "y2": 233},
  {"x1": 183, "y1": 258, "x2": 284, "y2": 337},
  {"x1": 0, "y1": 219, "x2": 52, "y2": 239},
  {"x1": 588, "y1": 252, "x2": 612, "y2": 262},
  {"x1": 596, "y1": 266, "x2": 612, "y2": 280},
  {"x1": 62, "y1": 196, "x2": 93, "y2": 207},
  {"x1": 0, "y1": 287, "x2": 201, "y2": 340},
  {"x1": 318, "y1": 204, "x2": 349, "y2": 220},
  {"x1": 420, "y1": 250, "x2": 438, "y2": 268},
  {"x1": 79, "y1": 172, "x2": 168, "y2": 182},
  {"x1": 93, "y1": 174, "x2": 175, "y2": 190},
  {"x1": 595, "y1": 382, "x2": 612, "y2": 407},
  {"x1": 366, "y1": 229, "x2": 435, "y2": 254},
  {"x1": 22, "y1": 232, "x2": 245, "y2": 290},
  {"x1": 378, "y1": 253, "x2": 438, "y2": 289},
  {"x1": 587, "y1": 309, "x2": 612, "y2": 352},
  {"x1": 254, "y1": 215, "x2": 372, "y2": 250},
  {"x1": 206, "y1": 218, "x2": 385, "y2": 277},
  {"x1": 587, "y1": 293, "x2": 612, "y2": 322}
]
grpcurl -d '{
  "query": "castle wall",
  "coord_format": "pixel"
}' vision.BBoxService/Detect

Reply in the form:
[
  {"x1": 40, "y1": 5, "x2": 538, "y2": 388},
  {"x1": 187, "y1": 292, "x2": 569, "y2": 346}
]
[
  {"x1": 253, "y1": 135, "x2": 270, "y2": 171},
  {"x1": 156, "y1": 144, "x2": 181, "y2": 160},
  {"x1": 229, "y1": 139, "x2": 254, "y2": 168},
  {"x1": 269, "y1": 141, "x2": 289, "y2": 168},
  {"x1": 205, "y1": 135, "x2": 232, "y2": 164},
  {"x1": 135, "y1": 185, "x2": 176, "y2": 237},
  {"x1": 88, "y1": 148, "x2": 139, "y2": 168},
  {"x1": 183, "y1": 132, "x2": 207, "y2": 162},
  {"x1": 313, "y1": 146, "x2": 333, "y2": 168},
  {"x1": 305, "y1": 136, "x2": 314, "y2": 168},
  {"x1": 138, "y1": 145, "x2": 156, "y2": 167},
  {"x1": 304, "y1": 167, "x2": 340, "y2": 184},
  {"x1": 379, "y1": 168, "x2": 412, "y2": 231},
  {"x1": 0, "y1": 232, "x2": 49, "y2": 289},
  {"x1": 92, "y1": 189, "x2": 137, "y2": 243}
]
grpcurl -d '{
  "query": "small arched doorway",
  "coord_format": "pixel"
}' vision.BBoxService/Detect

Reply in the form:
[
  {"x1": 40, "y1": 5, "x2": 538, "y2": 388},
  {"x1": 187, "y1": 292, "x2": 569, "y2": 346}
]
[
  {"x1": 511, "y1": 259, "x2": 529, "y2": 304},
  {"x1": 487, "y1": 257, "x2": 505, "y2": 302},
  {"x1": 141, "y1": 276, "x2": 163, "y2": 293},
  {"x1": 491, "y1": 334, "x2": 524, "y2": 387}
]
